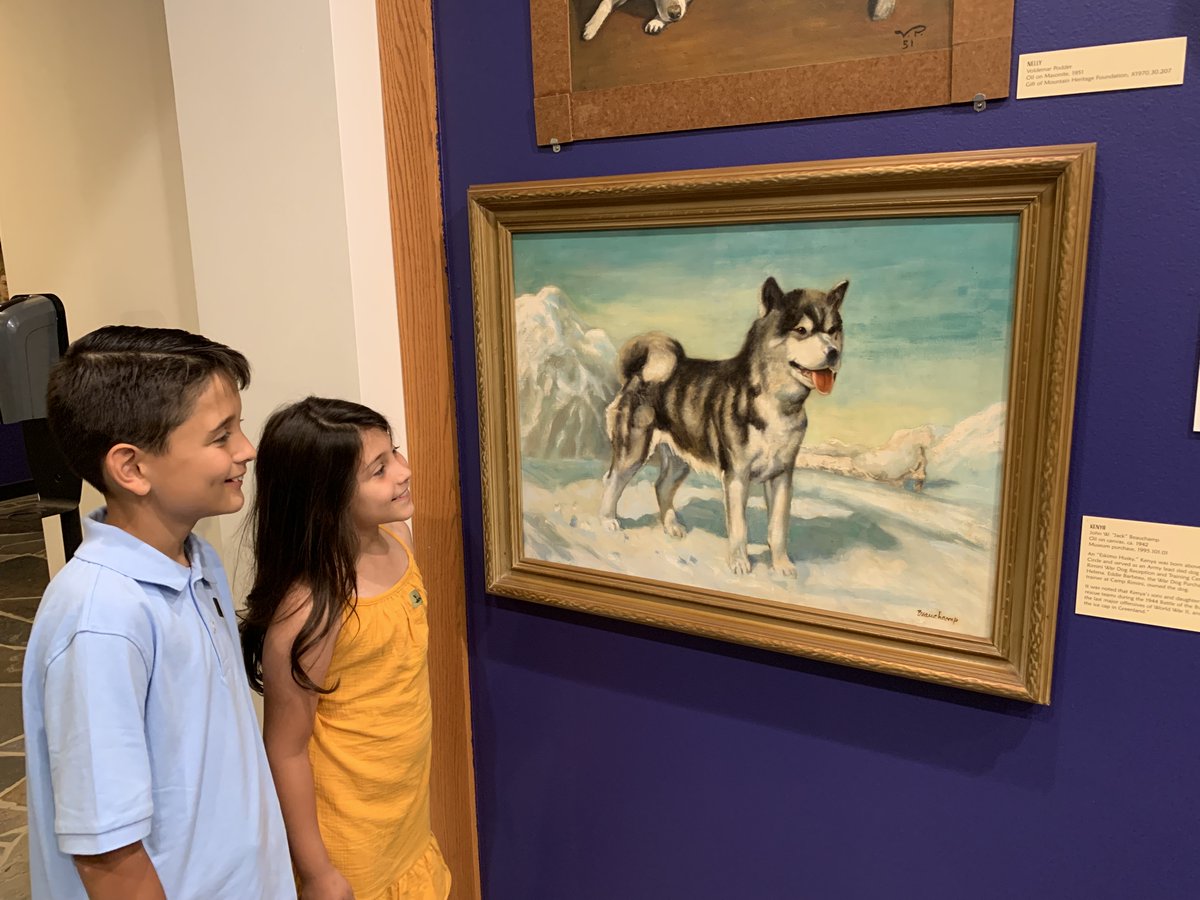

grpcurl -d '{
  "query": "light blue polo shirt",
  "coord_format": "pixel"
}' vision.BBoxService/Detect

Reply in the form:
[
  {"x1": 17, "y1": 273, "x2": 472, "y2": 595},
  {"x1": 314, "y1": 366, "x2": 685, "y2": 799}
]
[{"x1": 22, "y1": 510, "x2": 296, "y2": 899}]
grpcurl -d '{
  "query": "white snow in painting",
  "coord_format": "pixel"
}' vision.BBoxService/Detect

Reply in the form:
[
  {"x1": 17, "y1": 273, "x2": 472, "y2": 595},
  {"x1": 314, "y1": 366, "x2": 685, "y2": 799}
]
[
  {"x1": 515, "y1": 287, "x2": 1006, "y2": 637},
  {"x1": 517, "y1": 286, "x2": 619, "y2": 459}
]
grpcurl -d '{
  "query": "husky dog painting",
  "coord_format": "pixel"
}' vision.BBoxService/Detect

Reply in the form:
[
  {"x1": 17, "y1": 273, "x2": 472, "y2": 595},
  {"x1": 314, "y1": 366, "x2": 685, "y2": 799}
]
[
  {"x1": 602, "y1": 278, "x2": 848, "y2": 575},
  {"x1": 539, "y1": 1, "x2": 1012, "y2": 146},
  {"x1": 512, "y1": 217, "x2": 1019, "y2": 637}
]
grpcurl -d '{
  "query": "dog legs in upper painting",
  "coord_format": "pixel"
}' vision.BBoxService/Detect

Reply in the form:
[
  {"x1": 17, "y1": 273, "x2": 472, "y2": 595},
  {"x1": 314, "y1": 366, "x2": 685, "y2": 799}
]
[
  {"x1": 583, "y1": 0, "x2": 691, "y2": 40},
  {"x1": 869, "y1": 0, "x2": 896, "y2": 21},
  {"x1": 583, "y1": 1, "x2": 891, "y2": 41},
  {"x1": 582, "y1": 0, "x2": 620, "y2": 40},
  {"x1": 601, "y1": 277, "x2": 848, "y2": 575}
]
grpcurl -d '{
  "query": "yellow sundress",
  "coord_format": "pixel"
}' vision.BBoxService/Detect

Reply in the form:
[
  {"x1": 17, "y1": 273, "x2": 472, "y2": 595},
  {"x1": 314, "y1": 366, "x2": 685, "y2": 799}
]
[{"x1": 308, "y1": 529, "x2": 452, "y2": 900}]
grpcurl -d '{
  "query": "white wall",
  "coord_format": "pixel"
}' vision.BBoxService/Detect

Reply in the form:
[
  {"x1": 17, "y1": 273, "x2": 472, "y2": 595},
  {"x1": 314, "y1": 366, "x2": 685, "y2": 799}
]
[
  {"x1": 0, "y1": 0, "x2": 406, "y2": 580},
  {"x1": 161, "y1": 0, "x2": 406, "y2": 585},
  {"x1": 0, "y1": 0, "x2": 199, "y2": 565},
  {"x1": 0, "y1": 0, "x2": 197, "y2": 338},
  {"x1": 330, "y1": 1, "x2": 410, "y2": 456}
]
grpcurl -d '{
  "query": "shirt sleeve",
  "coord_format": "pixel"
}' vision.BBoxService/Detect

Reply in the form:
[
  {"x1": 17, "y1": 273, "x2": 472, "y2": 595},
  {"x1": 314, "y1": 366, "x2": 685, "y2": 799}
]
[{"x1": 43, "y1": 630, "x2": 154, "y2": 855}]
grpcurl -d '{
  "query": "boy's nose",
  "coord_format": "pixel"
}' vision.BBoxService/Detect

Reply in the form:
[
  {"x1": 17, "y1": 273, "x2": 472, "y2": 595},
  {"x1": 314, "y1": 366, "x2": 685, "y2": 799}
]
[{"x1": 238, "y1": 435, "x2": 257, "y2": 462}]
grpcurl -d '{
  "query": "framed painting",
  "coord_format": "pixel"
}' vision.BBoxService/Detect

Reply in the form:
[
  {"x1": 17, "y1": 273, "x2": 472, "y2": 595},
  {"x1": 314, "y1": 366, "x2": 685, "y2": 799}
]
[
  {"x1": 530, "y1": 0, "x2": 1015, "y2": 145},
  {"x1": 468, "y1": 145, "x2": 1095, "y2": 702}
]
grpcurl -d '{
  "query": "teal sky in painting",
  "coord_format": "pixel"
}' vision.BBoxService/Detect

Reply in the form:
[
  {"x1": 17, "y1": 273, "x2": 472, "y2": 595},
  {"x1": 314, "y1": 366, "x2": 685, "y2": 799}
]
[{"x1": 512, "y1": 216, "x2": 1019, "y2": 446}]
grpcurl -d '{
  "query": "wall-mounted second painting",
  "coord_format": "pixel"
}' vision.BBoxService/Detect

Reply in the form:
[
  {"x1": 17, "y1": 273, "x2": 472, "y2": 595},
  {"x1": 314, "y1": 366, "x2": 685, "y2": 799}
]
[{"x1": 530, "y1": 0, "x2": 1015, "y2": 144}]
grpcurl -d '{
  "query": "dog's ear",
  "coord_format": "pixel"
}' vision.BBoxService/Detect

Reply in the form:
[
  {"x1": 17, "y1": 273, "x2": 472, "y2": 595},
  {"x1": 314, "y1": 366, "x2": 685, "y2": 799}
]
[
  {"x1": 827, "y1": 280, "x2": 849, "y2": 310},
  {"x1": 759, "y1": 277, "x2": 784, "y2": 317}
]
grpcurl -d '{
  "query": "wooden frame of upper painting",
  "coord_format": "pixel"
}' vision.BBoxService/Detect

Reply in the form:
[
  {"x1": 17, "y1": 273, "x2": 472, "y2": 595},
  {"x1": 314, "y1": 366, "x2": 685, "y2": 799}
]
[
  {"x1": 467, "y1": 145, "x2": 1095, "y2": 703},
  {"x1": 530, "y1": 0, "x2": 1015, "y2": 145}
]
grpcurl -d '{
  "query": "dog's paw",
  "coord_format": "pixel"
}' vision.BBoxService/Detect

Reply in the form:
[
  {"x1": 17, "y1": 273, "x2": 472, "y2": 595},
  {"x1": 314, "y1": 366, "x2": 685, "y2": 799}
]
[
  {"x1": 662, "y1": 511, "x2": 686, "y2": 539},
  {"x1": 869, "y1": 0, "x2": 896, "y2": 21},
  {"x1": 644, "y1": 18, "x2": 665, "y2": 34},
  {"x1": 602, "y1": 516, "x2": 621, "y2": 532},
  {"x1": 728, "y1": 552, "x2": 752, "y2": 575},
  {"x1": 771, "y1": 559, "x2": 798, "y2": 577},
  {"x1": 582, "y1": 23, "x2": 599, "y2": 40}
]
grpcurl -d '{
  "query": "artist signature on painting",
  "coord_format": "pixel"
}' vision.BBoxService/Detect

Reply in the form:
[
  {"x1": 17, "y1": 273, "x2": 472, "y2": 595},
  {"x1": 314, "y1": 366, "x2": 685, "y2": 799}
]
[
  {"x1": 896, "y1": 24, "x2": 927, "y2": 50},
  {"x1": 917, "y1": 608, "x2": 959, "y2": 625}
]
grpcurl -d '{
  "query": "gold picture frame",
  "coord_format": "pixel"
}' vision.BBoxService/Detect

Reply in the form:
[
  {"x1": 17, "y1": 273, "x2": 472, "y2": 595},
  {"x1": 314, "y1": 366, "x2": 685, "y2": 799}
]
[
  {"x1": 531, "y1": 0, "x2": 1015, "y2": 145},
  {"x1": 468, "y1": 145, "x2": 1095, "y2": 702}
]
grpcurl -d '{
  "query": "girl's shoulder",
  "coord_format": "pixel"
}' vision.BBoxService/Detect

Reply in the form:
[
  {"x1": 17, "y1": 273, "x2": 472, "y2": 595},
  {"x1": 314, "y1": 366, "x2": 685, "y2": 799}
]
[
  {"x1": 264, "y1": 581, "x2": 346, "y2": 657},
  {"x1": 267, "y1": 583, "x2": 311, "y2": 624},
  {"x1": 265, "y1": 583, "x2": 317, "y2": 638}
]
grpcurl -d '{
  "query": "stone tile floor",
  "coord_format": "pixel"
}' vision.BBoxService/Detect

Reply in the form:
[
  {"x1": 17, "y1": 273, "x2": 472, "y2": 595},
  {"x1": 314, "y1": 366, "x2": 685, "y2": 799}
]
[{"x1": 0, "y1": 495, "x2": 48, "y2": 899}]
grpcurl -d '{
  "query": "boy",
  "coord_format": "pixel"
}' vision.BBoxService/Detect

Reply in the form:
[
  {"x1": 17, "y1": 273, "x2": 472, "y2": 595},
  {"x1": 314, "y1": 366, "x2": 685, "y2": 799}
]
[{"x1": 22, "y1": 326, "x2": 295, "y2": 899}]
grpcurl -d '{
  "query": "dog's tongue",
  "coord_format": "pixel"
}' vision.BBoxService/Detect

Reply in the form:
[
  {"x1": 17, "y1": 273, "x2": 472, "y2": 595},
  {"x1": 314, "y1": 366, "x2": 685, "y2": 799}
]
[{"x1": 812, "y1": 369, "x2": 836, "y2": 395}]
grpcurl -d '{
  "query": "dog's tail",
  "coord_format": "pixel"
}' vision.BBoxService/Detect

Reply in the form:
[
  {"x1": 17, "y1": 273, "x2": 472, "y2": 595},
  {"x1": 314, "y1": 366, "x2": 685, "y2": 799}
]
[
  {"x1": 606, "y1": 332, "x2": 683, "y2": 444},
  {"x1": 618, "y1": 332, "x2": 684, "y2": 385}
]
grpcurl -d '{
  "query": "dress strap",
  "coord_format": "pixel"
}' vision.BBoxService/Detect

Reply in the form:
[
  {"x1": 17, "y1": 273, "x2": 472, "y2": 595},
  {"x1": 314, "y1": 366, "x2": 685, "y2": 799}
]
[{"x1": 380, "y1": 526, "x2": 413, "y2": 565}]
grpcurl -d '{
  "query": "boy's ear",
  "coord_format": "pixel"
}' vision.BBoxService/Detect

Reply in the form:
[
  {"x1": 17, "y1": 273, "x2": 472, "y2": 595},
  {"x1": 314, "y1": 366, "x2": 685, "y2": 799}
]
[{"x1": 104, "y1": 444, "x2": 152, "y2": 497}]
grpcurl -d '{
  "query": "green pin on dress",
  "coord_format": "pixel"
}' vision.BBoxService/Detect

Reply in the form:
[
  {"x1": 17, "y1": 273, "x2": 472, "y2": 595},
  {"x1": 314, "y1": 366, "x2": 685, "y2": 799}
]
[{"x1": 410, "y1": 589, "x2": 423, "y2": 607}]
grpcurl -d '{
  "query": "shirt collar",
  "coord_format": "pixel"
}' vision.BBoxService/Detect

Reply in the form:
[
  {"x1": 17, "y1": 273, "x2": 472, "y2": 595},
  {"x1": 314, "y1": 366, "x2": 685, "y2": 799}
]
[{"x1": 74, "y1": 508, "x2": 207, "y2": 593}]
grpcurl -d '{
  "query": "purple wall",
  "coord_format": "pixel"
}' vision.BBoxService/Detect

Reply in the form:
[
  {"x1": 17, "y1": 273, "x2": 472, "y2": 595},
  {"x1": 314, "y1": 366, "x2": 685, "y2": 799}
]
[
  {"x1": 0, "y1": 422, "x2": 30, "y2": 488},
  {"x1": 431, "y1": 3, "x2": 1200, "y2": 897}
]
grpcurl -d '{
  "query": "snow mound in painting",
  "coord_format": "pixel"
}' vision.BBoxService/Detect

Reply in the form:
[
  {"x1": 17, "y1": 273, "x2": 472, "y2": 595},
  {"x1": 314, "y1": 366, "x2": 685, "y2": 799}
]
[
  {"x1": 927, "y1": 402, "x2": 1005, "y2": 492},
  {"x1": 796, "y1": 425, "x2": 944, "y2": 482},
  {"x1": 516, "y1": 286, "x2": 620, "y2": 459},
  {"x1": 796, "y1": 403, "x2": 1004, "y2": 502}
]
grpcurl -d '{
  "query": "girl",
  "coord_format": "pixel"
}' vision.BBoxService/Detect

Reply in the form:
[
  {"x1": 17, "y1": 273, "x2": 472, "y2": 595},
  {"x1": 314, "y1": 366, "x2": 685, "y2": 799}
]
[{"x1": 241, "y1": 397, "x2": 451, "y2": 900}]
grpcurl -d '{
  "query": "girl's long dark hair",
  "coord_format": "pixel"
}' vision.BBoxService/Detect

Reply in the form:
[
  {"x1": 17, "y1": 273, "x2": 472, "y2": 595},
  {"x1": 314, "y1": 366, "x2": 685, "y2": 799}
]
[{"x1": 240, "y1": 396, "x2": 391, "y2": 693}]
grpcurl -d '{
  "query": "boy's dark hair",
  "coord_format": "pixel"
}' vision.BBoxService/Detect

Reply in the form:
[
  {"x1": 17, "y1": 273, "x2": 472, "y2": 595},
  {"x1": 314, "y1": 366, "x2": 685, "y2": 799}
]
[{"x1": 46, "y1": 325, "x2": 251, "y2": 493}]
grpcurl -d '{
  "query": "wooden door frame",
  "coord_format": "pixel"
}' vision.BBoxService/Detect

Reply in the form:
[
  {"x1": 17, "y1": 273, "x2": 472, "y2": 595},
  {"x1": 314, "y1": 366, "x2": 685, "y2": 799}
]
[{"x1": 375, "y1": 2, "x2": 481, "y2": 897}]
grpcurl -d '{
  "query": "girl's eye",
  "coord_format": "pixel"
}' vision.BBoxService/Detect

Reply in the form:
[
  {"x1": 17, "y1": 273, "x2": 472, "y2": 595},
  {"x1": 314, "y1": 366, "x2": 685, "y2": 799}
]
[
  {"x1": 374, "y1": 466, "x2": 386, "y2": 477},
  {"x1": 214, "y1": 432, "x2": 231, "y2": 445}
]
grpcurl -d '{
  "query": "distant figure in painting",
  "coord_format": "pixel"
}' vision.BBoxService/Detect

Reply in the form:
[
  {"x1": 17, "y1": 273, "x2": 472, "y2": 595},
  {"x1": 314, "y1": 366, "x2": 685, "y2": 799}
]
[
  {"x1": 601, "y1": 276, "x2": 848, "y2": 576},
  {"x1": 908, "y1": 444, "x2": 927, "y2": 493}
]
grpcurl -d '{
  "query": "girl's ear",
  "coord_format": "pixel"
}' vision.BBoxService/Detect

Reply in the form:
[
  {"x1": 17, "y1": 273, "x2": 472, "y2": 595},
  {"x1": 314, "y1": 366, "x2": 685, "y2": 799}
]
[{"x1": 104, "y1": 444, "x2": 152, "y2": 497}]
